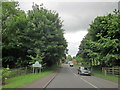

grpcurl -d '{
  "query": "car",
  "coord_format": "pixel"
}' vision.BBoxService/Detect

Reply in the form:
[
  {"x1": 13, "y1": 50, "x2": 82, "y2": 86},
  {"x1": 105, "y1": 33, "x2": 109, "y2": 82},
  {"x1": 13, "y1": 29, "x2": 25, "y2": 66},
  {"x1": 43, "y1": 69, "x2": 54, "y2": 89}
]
[
  {"x1": 65, "y1": 61, "x2": 68, "y2": 64},
  {"x1": 78, "y1": 67, "x2": 91, "y2": 76},
  {"x1": 69, "y1": 63, "x2": 74, "y2": 67}
]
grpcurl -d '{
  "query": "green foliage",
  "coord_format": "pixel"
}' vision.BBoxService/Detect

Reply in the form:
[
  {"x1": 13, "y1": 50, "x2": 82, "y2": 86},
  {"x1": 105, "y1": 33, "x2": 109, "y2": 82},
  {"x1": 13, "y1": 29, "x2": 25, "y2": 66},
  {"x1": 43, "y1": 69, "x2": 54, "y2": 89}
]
[
  {"x1": 66, "y1": 55, "x2": 73, "y2": 61},
  {"x1": 92, "y1": 67, "x2": 118, "y2": 82},
  {"x1": 2, "y1": 67, "x2": 32, "y2": 84},
  {"x1": 3, "y1": 65, "x2": 58, "y2": 88},
  {"x1": 77, "y1": 10, "x2": 120, "y2": 67},
  {"x1": 75, "y1": 57, "x2": 83, "y2": 65},
  {"x1": 2, "y1": 2, "x2": 67, "y2": 68},
  {"x1": 2, "y1": 2, "x2": 29, "y2": 68},
  {"x1": 2, "y1": 68, "x2": 11, "y2": 84},
  {"x1": 28, "y1": 54, "x2": 45, "y2": 67},
  {"x1": 3, "y1": 71, "x2": 53, "y2": 88}
]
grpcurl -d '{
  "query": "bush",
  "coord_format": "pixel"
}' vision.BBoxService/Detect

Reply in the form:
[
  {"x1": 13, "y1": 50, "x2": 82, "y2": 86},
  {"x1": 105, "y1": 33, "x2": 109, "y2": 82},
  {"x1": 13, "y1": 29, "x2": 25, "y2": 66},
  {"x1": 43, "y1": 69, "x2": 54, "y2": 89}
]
[
  {"x1": 10, "y1": 69, "x2": 24, "y2": 77},
  {"x1": 2, "y1": 67, "x2": 33, "y2": 85},
  {"x1": 9, "y1": 67, "x2": 32, "y2": 78},
  {"x1": 2, "y1": 68, "x2": 11, "y2": 84}
]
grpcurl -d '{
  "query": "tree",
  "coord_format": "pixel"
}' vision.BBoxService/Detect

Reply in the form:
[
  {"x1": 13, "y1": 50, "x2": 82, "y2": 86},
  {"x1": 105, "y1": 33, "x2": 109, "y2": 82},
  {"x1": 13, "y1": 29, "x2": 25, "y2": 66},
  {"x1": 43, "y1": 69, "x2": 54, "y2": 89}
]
[
  {"x1": 2, "y1": 2, "x2": 67, "y2": 68},
  {"x1": 2, "y1": 2, "x2": 28, "y2": 68},
  {"x1": 77, "y1": 10, "x2": 120, "y2": 67},
  {"x1": 66, "y1": 55, "x2": 73, "y2": 61},
  {"x1": 25, "y1": 4, "x2": 67, "y2": 66}
]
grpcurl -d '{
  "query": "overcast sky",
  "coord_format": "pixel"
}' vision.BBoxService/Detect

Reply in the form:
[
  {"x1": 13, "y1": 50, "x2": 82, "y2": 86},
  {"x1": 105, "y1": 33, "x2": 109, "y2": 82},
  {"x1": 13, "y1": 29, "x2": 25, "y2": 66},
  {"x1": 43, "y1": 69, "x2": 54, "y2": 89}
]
[{"x1": 18, "y1": 0, "x2": 119, "y2": 57}]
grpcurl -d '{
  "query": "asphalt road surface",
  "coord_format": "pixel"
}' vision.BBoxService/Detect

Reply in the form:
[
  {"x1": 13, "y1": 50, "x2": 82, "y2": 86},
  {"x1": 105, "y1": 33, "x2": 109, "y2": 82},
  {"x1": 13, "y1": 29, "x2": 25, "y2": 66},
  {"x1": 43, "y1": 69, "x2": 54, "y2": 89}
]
[{"x1": 46, "y1": 64, "x2": 118, "y2": 89}]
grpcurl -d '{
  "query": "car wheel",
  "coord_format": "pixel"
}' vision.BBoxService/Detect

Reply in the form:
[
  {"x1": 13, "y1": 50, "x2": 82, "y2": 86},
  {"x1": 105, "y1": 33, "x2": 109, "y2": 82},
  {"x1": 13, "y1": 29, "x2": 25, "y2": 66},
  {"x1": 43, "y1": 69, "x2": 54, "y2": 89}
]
[{"x1": 80, "y1": 72, "x2": 82, "y2": 75}]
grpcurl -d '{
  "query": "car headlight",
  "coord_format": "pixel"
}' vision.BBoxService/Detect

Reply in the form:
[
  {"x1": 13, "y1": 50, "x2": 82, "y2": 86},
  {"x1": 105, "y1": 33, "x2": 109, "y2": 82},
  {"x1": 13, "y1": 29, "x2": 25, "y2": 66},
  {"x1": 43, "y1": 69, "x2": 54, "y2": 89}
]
[
  {"x1": 81, "y1": 71, "x2": 84, "y2": 73},
  {"x1": 88, "y1": 71, "x2": 91, "y2": 73}
]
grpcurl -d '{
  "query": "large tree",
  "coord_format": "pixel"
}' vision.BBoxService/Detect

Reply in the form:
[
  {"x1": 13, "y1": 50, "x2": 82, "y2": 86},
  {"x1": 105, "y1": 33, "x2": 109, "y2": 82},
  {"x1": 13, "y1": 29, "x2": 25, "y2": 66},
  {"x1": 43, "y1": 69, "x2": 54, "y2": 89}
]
[
  {"x1": 77, "y1": 10, "x2": 120, "y2": 67},
  {"x1": 2, "y1": 2, "x2": 28, "y2": 68},
  {"x1": 25, "y1": 4, "x2": 67, "y2": 66},
  {"x1": 2, "y1": 2, "x2": 67, "y2": 68}
]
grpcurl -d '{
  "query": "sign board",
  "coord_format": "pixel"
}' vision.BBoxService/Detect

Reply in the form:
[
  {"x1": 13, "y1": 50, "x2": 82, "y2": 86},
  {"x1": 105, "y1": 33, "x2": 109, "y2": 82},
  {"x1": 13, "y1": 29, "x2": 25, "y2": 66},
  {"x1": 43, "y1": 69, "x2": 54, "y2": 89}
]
[{"x1": 32, "y1": 61, "x2": 42, "y2": 68}]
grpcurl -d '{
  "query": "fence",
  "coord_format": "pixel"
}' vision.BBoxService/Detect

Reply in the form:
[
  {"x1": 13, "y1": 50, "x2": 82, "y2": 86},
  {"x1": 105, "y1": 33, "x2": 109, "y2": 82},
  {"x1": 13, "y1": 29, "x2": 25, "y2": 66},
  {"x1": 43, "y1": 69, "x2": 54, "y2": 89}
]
[
  {"x1": 9, "y1": 67, "x2": 32, "y2": 78},
  {"x1": 102, "y1": 67, "x2": 120, "y2": 76}
]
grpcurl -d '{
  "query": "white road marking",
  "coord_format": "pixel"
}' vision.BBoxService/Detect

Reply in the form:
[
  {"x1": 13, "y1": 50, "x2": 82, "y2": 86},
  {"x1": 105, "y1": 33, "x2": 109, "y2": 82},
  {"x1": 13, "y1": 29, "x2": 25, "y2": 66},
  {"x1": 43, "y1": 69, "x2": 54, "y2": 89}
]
[
  {"x1": 69, "y1": 67, "x2": 77, "y2": 76},
  {"x1": 69, "y1": 67, "x2": 99, "y2": 89},
  {"x1": 43, "y1": 73, "x2": 57, "y2": 88},
  {"x1": 80, "y1": 77, "x2": 98, "y2": 88},
  {"x1": 73, "y1": 73, "x2": 78, "y2": 77}
]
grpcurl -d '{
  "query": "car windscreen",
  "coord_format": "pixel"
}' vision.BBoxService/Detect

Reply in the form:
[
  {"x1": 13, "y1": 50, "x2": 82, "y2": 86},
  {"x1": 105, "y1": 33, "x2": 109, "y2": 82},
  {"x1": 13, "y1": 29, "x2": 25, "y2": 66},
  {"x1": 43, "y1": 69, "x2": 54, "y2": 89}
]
[{"x1": 84, "y1": 68, "x2": 88, "y2": 70}]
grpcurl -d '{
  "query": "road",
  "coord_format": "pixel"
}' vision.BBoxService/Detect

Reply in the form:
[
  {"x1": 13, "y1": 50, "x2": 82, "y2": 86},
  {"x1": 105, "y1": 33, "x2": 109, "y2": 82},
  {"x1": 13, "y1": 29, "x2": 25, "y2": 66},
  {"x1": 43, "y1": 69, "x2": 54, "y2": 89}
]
[{"x1": 46, "y1": 64, "x2": 118, "y2": 89}]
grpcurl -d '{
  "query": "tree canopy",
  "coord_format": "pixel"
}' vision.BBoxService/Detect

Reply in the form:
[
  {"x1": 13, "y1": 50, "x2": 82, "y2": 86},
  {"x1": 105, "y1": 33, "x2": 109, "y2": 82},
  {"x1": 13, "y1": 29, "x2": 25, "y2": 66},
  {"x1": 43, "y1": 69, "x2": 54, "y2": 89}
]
[
  {"x1": 77, "y1": 10, "x2": 120, "y2": 67},
  {"x1": 2, "y1": 2, "x2": 67, "y2": 68}
]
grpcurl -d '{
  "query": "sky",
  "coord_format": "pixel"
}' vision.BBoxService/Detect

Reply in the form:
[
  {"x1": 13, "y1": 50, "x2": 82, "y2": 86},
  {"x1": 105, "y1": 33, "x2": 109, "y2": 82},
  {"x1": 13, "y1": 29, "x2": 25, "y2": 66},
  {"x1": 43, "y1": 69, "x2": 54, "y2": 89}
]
[{"x1": 17, "y1": 0, "x2": 119, "y2": 57}]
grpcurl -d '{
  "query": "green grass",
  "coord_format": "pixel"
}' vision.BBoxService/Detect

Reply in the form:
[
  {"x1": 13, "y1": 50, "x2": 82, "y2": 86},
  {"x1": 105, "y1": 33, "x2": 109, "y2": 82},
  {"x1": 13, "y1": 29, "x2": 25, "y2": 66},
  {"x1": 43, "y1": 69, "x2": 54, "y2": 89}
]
[
  {"x1": 3, "y1": 71, "x2": 53, "y2": 88},
  {"x1": 92, "y1": 69, "x2": 118, "y2": 82},
  {"x1": 3, "y1": 65, "x2": 58, "y2": 88},
  {"x1": 74, "y1": 64, "x2": 80, "y2": 67}
]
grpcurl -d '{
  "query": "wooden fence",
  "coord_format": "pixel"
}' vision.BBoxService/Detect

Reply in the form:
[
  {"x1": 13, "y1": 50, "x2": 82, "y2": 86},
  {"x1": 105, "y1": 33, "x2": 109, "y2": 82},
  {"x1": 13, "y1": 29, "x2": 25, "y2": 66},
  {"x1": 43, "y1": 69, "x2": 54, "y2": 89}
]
[{"x1": 102, "y1": 67, "x2": 120, "y2": 76}]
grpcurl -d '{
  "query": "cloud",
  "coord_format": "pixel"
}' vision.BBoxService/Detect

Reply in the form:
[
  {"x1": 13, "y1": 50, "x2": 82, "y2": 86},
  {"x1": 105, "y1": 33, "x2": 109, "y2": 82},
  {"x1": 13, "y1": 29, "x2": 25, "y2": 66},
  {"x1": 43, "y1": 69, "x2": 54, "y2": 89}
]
[
  {"x1": 19, "y1": 2, "x2": 118, "y2": 33},
  {"x1": 64, "y1": 31, "x2": 88, "y2": 56},
  {"x1": 52, "y1": 2, "x2": 118, "y2": 33},
  {"x1": 19, "y1": 1, "x2": 118, "y2": 56}
]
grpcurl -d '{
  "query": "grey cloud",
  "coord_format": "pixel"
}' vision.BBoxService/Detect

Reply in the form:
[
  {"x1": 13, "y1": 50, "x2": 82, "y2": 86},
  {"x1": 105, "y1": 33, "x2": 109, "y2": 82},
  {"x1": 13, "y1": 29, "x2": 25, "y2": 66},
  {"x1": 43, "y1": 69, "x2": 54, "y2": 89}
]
[
  {"x1": 67, "y1": 42, "x2": 80, "y2": 56},
  {"x1": 19, "y1": 1, "x2": 118, "y2": 56},
  {"x1": 48, "y1": 2, "x2": 118, "y2": 33},
  {"x1": 20, "y1": 2, "x2": 118, "y2": 33}
]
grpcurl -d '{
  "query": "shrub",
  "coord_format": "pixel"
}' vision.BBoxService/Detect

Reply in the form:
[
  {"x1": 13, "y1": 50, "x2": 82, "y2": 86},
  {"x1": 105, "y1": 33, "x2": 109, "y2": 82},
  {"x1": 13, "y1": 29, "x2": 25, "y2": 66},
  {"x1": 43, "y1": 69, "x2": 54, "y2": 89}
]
[{"x1": 2, "y1": 68, "x2": 11, "y2": 84}]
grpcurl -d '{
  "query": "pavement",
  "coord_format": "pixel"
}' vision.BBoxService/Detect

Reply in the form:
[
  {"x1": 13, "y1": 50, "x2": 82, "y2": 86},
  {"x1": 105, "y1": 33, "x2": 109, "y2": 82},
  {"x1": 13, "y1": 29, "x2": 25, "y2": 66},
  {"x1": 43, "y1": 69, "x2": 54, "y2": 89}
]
[{"x1": 46, "y1": 64, "x2": 119, "y2": 89}]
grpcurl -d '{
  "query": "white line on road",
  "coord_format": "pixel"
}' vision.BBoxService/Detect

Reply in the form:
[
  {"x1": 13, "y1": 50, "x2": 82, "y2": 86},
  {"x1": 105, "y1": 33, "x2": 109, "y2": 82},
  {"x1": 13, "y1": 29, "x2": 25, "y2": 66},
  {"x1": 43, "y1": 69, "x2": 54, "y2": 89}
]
[
  {"x1": 73, "y1": 72, "x2": 78, "y2": 77},
  {"x1": 80, "y1": 77, "x2": 98, "y2": 88},
  {"x1": 69, "y1": 67, "x2": 100, "y2": 89},
  {"x1": 69, "y1": 68, "x2": 78, "y2": 77},
  {"x1": 43, "y1": 73, "x2": 57, "y2": 88}
]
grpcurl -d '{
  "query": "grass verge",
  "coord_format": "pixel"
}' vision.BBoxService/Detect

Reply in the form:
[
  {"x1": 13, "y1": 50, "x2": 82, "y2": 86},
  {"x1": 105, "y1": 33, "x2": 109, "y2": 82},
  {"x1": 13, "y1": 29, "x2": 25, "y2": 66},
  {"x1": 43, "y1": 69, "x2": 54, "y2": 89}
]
[
  {"x1": 74, "y1": 64, "x2": 80, "y2": 67},
  {"x1": 3, "y1": 65, "x2": 58, "y2": 88},
  {"x1": 92, "y1": 69, "x2": 118, "y2": 82}
]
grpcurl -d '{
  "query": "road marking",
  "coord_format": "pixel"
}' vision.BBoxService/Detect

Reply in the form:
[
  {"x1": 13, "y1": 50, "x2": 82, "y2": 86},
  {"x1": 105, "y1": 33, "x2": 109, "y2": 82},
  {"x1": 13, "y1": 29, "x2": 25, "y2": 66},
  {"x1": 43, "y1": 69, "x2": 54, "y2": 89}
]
[
  {"x1": 69, "y1": 67, "x2": 99, "y2": 89},
  {"x1": 80, "y1": 77, "x2": 98, "y2": 88},
  {"x1": 43, "y1": 73, "x2": 57, "y2": 88},
  {"x1": 69, "y1": 67, "x2": 79, "y2": 77},
  {"x1": 69, "y1": 68, "x2": 77, "y2": 76},
  {"x1": 73, "y1": 73, "x2": 78, "y2": 77}
]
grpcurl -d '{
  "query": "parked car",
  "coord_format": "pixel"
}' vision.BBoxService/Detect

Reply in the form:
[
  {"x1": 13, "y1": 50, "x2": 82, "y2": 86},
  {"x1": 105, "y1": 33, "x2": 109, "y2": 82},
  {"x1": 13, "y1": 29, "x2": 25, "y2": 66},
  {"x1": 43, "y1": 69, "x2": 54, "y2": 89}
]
[
  {"x1": 78, "y1": 67, "x2": 91, "y2": 76},
  {"x1": 69, "y1": 63, "x2": 74, "y2": 67},
  {"x1": 65, "y1": 61, "x2": 68, "y2": 64}
]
